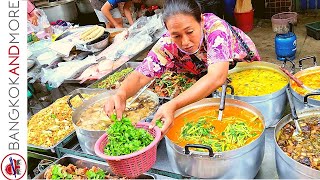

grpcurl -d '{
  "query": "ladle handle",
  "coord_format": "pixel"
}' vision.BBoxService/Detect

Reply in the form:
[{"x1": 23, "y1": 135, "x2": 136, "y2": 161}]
[
  {"x1": 304, "y1": 92, "x2": 320, "y2": 105},
  {"x1": 286, "y1": 88, "x2": 298, "y2": 121},
  {"x1": 299, "y1": 56, "x2": 317, "y2": 70},
  {"x1": 67, "y1": 93, "x2": 84, "y2": 111},
  {"x1": 280, "y1": 67, "x2": 304, "y2": 87},
  {"x1": 184, "y1": 144, "x2": 214, "y2": 157},
  {"x1": 219, "y1": 81, "x2": 228, "y2": 111}
]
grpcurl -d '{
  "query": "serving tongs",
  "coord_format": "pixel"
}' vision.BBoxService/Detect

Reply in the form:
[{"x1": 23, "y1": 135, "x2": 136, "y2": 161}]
[
  {"x1": 126, "y1": 79, "x2": 155, "y2": 107},
  {"x1": 286, "y1": 87, "x2": 302, "y2": 136},
  {"x1": 280, "y1": 57, "x2": 320, "y2": 93},
  {"x1": 217, "y1": 81, "x2": 228, "y2": 121}
]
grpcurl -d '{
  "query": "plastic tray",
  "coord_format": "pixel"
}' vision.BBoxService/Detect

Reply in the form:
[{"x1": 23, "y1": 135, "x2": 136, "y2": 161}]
[
  {"x1": 33, "y1": 154, "x2": 157, "y2": 179},
  {"x1": 305, "y1": 21, "x2": 320, "y2": 40}
]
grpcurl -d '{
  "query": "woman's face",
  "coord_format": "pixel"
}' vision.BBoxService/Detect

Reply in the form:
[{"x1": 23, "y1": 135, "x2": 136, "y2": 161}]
[{"x1": 165, "y1": 14, "x2": 203, "y2": 54}]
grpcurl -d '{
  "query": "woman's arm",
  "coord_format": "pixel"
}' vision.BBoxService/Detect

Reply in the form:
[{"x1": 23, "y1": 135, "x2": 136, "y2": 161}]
[
  {"x1": 101, "y1": 1, "x2": 122, "y2": 28},
  {"x1": 123, "y1": 1, "x2": 134, "y2": 25}
]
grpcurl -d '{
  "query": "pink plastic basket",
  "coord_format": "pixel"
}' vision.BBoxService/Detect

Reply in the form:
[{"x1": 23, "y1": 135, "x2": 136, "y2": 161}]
[{"x1": 94, "y1": 122, "x2": 161, "y2": 178}]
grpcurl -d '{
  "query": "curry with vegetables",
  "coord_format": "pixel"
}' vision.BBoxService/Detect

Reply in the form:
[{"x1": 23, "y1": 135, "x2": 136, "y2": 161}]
[
  {"x1": 291, "y1": 72, "x2": 320, "y2": 100},
  {"x1": 277, "y1": 116, "x2": 320, "y2": 170},
  {"x1": 28, "y1": 94, "x2": 97, "y2": 147},
  {"x1": 77, "y1": 94, "x2": 157, "y2": 131},
  {"x1": 167, "y1": 106, "x2": 264, "y2": 152},
  {"x1": 226, "y1": 69, "x2": 288, "y2": 96},
  {"x1": 94, "y1": 67, "x2": 134, "y2": 89}
]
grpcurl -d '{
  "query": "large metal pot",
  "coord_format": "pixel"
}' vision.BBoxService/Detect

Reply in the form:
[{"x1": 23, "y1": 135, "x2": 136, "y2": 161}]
[
  {"x1": 222, "y1": 61, "x2": 289, "y2": 128},
  {"x1": 68, "y1": 89, "x2": 159, "y2": 155},
  {"x1": 289, "y1": 56, "x2": 320, "y2": 110},
  {"x1": 39, "y1": 0, "x2": 78, "y2": 23},
  {"x1": 274, "y1": 107, "x2": 320, "y2": 179},
  {"x1": 165, "y1": 98, "x2": 266, "y2": 178},
  {"x1": 75, "y1": 0, "x2": 94, "y2": 14}
]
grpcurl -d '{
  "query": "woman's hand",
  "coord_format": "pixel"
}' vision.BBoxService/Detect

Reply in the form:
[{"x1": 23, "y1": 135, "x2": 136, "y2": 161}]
[
  {"x1": 104, "y1": 91, "x2": 127, "y2": 120},
  {"x1": 149, "y1": 101, "x2": 177, "y2": 134},
  {"x1": 29, "y1": 15, "x2": 38, "y2": 26}
]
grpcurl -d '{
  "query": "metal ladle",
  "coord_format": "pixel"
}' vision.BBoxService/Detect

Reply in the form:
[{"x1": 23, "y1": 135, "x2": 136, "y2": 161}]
[
  {"x1": 217, "y1": 81, "x2": 228, "y2": 121},
  {"x1": 286, "y1": 87, "x2": 302, "y2": 136},
  {"x1": 126, "y1": 79, "x2": 155, "y2": 107}
]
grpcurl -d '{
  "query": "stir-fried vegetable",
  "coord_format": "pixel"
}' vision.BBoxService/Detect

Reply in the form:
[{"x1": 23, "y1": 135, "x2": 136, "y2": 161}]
[
  {"x1": 94, "y1": 67, "x2": 134, "y2": 89},
  {"x1": 149, "y1": 72, "x2": 197, "y2": 98},
  {"x1": 104, "y1": 115, "x2": 154, "y2": 156},
  {"x1": 51, "y1": 165, "x2": 73, "y2": 180},
  {"x1": 86, "y1": 168, "x2": 106, "y2": 179}
]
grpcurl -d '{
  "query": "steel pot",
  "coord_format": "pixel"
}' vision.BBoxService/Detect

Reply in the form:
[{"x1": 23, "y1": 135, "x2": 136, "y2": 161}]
[
  {"x1": 68, "y1": 89, "x2": 159, "y2": 155},
  {"x1": 39, "y1": 0, "x2": 78, "y2": 23},
  {"x1": 274, "y1": 107, "x2": 320, "y2": 179},
  {"x1": 165, "y1": 98, "x2": 266, "y2": 178},
  {"x1": 75, "y1": 0, "x2": 94, "y2": 14},
  {"x1": 219, "y1": 61, "x2": 289, "y2": 128},
  {"x1": 288, "y1": 56, "x2": 320, "y2": 110}
]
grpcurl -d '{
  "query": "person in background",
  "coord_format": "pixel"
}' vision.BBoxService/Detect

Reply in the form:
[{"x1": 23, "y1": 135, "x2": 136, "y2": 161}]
[
  {"x1": 27, "y1": 0, "x2": 40, "y2": 26},
  {"x1": 101, "y1": 0, "x2": 142, "y2": 28},
  {"x1": 104, "y1": 0, "x2": 260, "y2": 134}
]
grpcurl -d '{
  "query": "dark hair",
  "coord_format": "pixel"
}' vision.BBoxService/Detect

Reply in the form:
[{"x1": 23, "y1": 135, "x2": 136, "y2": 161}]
[{"x1": 163, "y1": 0, "x2": 202, "y2": 24}]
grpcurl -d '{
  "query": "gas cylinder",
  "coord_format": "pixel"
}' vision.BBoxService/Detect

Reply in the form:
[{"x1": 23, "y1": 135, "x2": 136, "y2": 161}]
[{"x1": 275, "y1": 23, "x2": 297, "y2": 61}]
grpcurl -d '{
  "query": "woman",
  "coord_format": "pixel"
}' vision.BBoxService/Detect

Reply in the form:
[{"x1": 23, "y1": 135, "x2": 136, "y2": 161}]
[
  {"x1": 101, "y1": 0, "x2": 142, "y2": 28},
  {"x1": 104, "y1": 0, "x2": 260, "y2": 134}
]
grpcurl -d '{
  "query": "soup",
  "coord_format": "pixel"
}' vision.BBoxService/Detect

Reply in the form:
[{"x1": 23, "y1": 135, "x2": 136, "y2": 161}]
[
  {"x1": 77, "y1": 94, "x2": 157, "y2": 131},
  {"x1": 167, "y1": 106, "x2": 264, "y2": 152},
  {"x1": 226, "y1": 69, "x2": 288, "y2": 96},
  {"x1": 277, "y1": 116, "x2": 320, "y2": 170},
  {"x1": 291, "y1": 72, "x2": 320, "y2": 100}
]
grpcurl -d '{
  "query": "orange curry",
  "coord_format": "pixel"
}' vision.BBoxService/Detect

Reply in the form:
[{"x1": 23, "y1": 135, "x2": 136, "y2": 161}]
[
  {"x1": 167, "y1": 106, "x2": 264, "y2": 152},
  {"x1": 291, "y1": 71, "x2": 320, "y2": 100}
]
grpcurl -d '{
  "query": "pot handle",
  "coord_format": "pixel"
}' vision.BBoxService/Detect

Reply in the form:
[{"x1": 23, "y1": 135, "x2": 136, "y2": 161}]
[
  {"x1": 303, "y1": 92, "x2": 320, "y2": 106},
  {"x1": 184, "y1": 144, "x2": 214, "y2": 157},
  {"x1": 282, "y1": 57, "x2": 296, "y2": 74},
  {"x1": 299, "y1": 56, "x2": 317, "y2": 70},
  {"x1": 67, "y1": 93, "x2": 85, "y2": 111}
]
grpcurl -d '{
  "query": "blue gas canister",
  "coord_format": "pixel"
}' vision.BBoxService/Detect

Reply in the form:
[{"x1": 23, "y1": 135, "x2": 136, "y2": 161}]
[{"x1": 275, "y1": 24, "x2": 297, "y2": 61}]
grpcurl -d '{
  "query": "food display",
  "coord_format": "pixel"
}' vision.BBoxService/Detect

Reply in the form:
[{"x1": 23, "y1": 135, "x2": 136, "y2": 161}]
[
  {"x1": 104, "y1": 115, "x2": 154, "y2": 156},
  {"x1": 149, "y1": 72, "x2": 197, "y2": 98},
  {"x1": 28, "y1": 94, "x2": 97, "y2": 147},
  {"x1": 76, "y1": 93, "x2": 157, "y2": 131},
  {"x1": 277, "y1": 116, "x2": 320, "y2": 170},
  {"x1": 291, "y1": 72, "x2": 320, "y2": 100},
  {"x1": 167, "y1": 106, "x2": 264, "y2": 152},
  {"x1": 44, "y1": 164, "x2": 126, "y2": 179},
  {"x1": 226, "y1": 69, "x2": 288, "y2": 96},
  {"x1": 94, "y1": 67, "x2": 134, "y2": 89},
  {"x1": 80, "y1": 25, "x2": 105, "y2": 42}
]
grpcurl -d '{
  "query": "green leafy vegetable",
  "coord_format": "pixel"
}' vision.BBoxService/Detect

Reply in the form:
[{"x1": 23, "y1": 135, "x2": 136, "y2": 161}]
[
  {"x1": 104, "y1": 115, "x2": 154, "y2": 156},
  {"x1": 95, "y1": 68, "x2": 134, "y2": 89},
  {"x1": 86, "y1": 169, "x2": 106, "y2": 179},
  {"x1": 51, "y1": 165, "x2": 72, "y2": 180},
  {"x1": 156, "y1": 119, "x2": 163, "y2": 128}
]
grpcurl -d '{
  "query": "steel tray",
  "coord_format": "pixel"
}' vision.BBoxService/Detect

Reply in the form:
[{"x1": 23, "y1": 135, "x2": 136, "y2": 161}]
[
  {"x1": 33, "y1": 154, "x2": 157, "y2": 179},
  {"x1": 27, "y1": 88, "x2": 107, "y2": 153}
]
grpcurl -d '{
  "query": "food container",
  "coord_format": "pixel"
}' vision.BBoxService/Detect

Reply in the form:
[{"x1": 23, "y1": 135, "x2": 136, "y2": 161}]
[
  {"x1": 68, "y1": 89, "x2": 159, "y2": 155},
  {"x1": 165, "y1": 98, "x2": 265, "y2": 178},
  {"x1": 33, "y1": 154, "x2": 157, "y2": 179},
  {"x1": 271, "y1": 12, "x2": 298, "y2": 34},
  {"x1": 289, "y1": 56, "x2": 320, "y2": 110},
  {"x1": 84, "y1": 31, "x2": 110, "y2": 52},
  {"x1": 274, "y1": 107, "x2": 320, "y2": 179},
  {"x1": 27, "y1": 88, "x2": 105, "y2": 153},
  {"x1": 217, "y1": 61, "x2": 289, "y2": 127}
]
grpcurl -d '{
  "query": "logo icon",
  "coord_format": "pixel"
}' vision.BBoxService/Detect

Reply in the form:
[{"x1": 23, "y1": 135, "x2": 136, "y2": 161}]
[{"x1": 1, "y1": 154, "x2": 26, "y2": 180}]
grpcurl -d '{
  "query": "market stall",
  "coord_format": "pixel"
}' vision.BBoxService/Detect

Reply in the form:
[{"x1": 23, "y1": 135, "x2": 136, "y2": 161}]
[{"x1": 27, "y1": 1, "x2": 320, "y2": 179}]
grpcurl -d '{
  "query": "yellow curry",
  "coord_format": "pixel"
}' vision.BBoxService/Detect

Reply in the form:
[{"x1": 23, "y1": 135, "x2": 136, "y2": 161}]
[
  {"x1": 291, "y1": 72, "x2": 320, "y2": 100},
  {"x1": 167, "y1": 106, "x2": 264, "y2": 152},
  {"x1": 226, "y1": 69, "x2": 288, "y2": 96}
]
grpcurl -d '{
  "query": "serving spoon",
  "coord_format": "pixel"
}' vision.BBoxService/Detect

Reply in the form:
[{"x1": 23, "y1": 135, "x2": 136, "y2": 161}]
[
  {"x1": 286, "y1": 87, "x2": 302, "y2": 136},
  {"x1": 217, "y1": 81, "x2": 228, "y2": 121},
  {"x1": 126, "y1": 79, "x2": 155, "y2": 107}
]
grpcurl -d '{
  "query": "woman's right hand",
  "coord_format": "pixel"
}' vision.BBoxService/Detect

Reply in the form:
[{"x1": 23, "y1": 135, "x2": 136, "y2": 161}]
[{"x1": 104, "y1": 92, "x2": 127, "y2": 120}]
